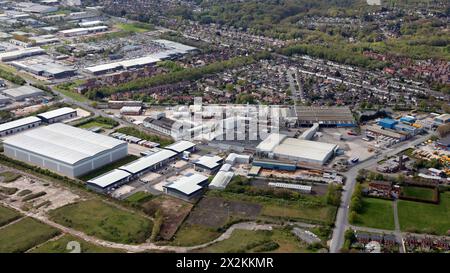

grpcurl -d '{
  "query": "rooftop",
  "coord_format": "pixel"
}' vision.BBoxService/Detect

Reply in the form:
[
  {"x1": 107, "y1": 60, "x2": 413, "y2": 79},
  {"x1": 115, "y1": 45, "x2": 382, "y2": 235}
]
[
  {"x1": 0, "y1": 116, "x2": 41, "y2": 133},
  {"x1": 3, "y1": 123, "x2": 126, "y2": 165},
  {"x1": 87, "y1": 169, "x2": 131, "y2": 189},
  {"x1": 164, "y1": 140, "x2": 195, "y2": 154},
  {"x1": 164, "y1": 173, "x2": 208, "y2": 195},
  {"x1": 118, "y1": 149, "x2": 177, "y2": 174},
  {"x1": 194, "y1": 155, "x2": 222, "y2": 169},
  {"x1": 2, "y1": 85, "x2": 45, "y2": 99},
  {"x1": 37, "y1": 107, "x2": 76, "y2": 120}
]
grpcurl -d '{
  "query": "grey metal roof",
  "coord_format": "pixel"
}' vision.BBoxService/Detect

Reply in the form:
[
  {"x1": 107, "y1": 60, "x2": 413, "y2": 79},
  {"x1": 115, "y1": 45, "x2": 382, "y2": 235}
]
[
  {"x1": 2, "y1": 85, "x2": 45, "y2": 99},
  {"x1": 0, "y1": 116, "x2": 41, "y2": 132},
  {"x1": 37, "y1": 107, "x2": 76, "y2": 120},
  {"x1": 164, "y1": 140, "x2": 195, "y2": 153},
  {"x1": 118, "y1": 149, "x2": 177, "y2": 174},
  {"x1": 87, "y1": 169, "x2": 131, "y2": 188},
  {"x1": 3, "y1": 123, "x2": 126, "y2": 165},
  {"x1": 164, "y1": 173, "x2": 208, "y2": 195}
]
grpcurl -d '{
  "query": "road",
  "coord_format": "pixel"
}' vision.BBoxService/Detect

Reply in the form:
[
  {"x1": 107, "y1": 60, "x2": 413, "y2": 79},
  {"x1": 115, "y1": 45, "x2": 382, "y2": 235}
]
[{"x1": 329, "y1": 133, "x2": 432, "y2": 253}]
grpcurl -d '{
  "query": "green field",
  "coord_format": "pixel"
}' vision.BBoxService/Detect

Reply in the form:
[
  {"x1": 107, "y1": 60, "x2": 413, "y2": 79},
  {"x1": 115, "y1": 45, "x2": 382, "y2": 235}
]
[
  {"x1": 78, "y1": 121, "x2": 110, "y2": 130},
  {"x1": 54, "y1": 81, "x2": 90, "y2": 103},
  {"x1": 0, "y1": 171, "x2": 21, "y2": 183},
  {"x1": 0, "y1": 205, "x2": 21, "y2": 227},
  {"x1": 354, "y1": 198, "x2": 395, "y2": 230},
  {"x1": 125, "y1": 192, "x2": 154, "y2": 205},
  {"x1": 31, "y1": 234, "x2": 123, "y2": 253},
  {"x1": 0, "y1": 217, "x2": 60, "y2": 253},
  {"x1": 398, "y1": 192, "x2": 450, "y2": 235},
  {"x1": 196, "y1": 228, "x2": 311, "y2": 253},
  {"x1": 116, "y1": 22, "x2": 154, "y2": 33},
  {"x1": 262, "y1": 204, "x2": 336, "y2": 224},
  {"x1": 78, "y1": 155, "x2": 139, "y2": 181},
  {"x1": 49, "y1": 200, "x2": 152, "y2": 244},
  {"x1": 401, "y1": 186, "x2": 435, "y2": 201},
  {"x1": 170, "y1": 224, "x2": 221, "y2": 247}
]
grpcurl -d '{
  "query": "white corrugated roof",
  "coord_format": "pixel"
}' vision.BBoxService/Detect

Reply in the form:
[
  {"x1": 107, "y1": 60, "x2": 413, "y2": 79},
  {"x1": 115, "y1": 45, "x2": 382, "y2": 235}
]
[
  {"x1": 164, "y1": 173, "x2": 208, "y2": 195},
  {"x1": 273, "y1": 138, "x2": 337, "y2": 163},
  {"x1": 268, "y1": 182, "x2": 311, "y2": 191},
  {"x1": 37, "y1": 107, "x2": 76, "y2": 120},
  {"x1": 2, "y1": 85, "x2": 45, "y2": 99},
  {"x1": 209, "y1": 171, "x2": 234, "y2": 189},
  {"x1": 87, "y1": 169, "x2": 131, "y2": 188},
  {"x1": 0, "y1": 116, "x2": 41, "y2": 132},
  {"x1": 119, "y1": 149, "x2": 177, "y2": 174},
  {"x1": 165, "y1": 140, "x2": 195, "y2": 153},
  {"x1": 256, "y1": 133, "x2": 287, "y2": 152},
  {"x1": 194, "y1": 155, "x2": 222, "y2": 169},
  {"x1": 3, "y1": 123, "x2": 126, "y2": 165}
]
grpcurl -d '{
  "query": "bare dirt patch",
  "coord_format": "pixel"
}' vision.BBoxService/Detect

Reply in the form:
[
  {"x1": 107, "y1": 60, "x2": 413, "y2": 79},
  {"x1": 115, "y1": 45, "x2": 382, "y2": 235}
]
[
  {"x1": 186, "y1": 197, "x2": 262, "y2": 228},
  {"x1": 141, "y1": 195, "x2": 193, "y2": 240}
]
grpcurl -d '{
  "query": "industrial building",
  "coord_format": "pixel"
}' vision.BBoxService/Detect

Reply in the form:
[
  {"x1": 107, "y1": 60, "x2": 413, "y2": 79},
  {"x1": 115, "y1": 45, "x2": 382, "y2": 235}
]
[
  {"x1": 295, "y1": 106, "x2": 356, "y2": 127},
  {"x1": 143, "y1": 116, "x2": 178, "y2": 137},
  {"x1": 120, "y1": 106, "x2": 142, "y2": 115},
  {"x1": 0, "y1": 116, "x2": 42, "y2": 137},
  {"x1": 268, "y1": 182, "x2": 312, "y2": 193},
  {"x1": 209, "y1": 164, "x2": 234, "y2": 190},
  {"x1": 434, "y1": 114, "x2": 450, "y2": 125},
  {"x1": 0, "y1": 47, "x2": 45, "y2": 62},
  {"x1": 256, "y1": 133, "x2": 338, "y2": 165},
  {"x1": 86, "y1": 169, "x2": 132, "y2": 193},
  {"x1": 59, "y1": 26, "x2": 108, "y2": 37},
  {"x1": 3, "y1": 123, "x2": 128, "y2": 178},
  {"x1": 37, "y1": 107, "x2": 77, "y2": 124},
  {"x1": 225, "y1": 153, "x2": 251, "y2": 165},
  {"x1": 164, "y1": 140, "x2": 196, "y2": 154},
  {"x1": 163, "y1": 173, "x2": 209, "y2": 201},
  {"x1": 118, "y1": 149, "x2": 177, "y2": 177},
  {"x1": 299, "y1": 122, "x2": 319, "y2": 140},
  {"x1": 1, "y1": 85, "x2": 45, "y2": 101},
  {"x1": 108, "y1": 100, "x2": 143, "y2": 109},
  {"x1": 0, "y1": 94, "x2": 11, "y2": 105},
  {"x1": 194, "y1": 155, "x2": 223, "y2": 174},
  {"x1": 365, "y1": 125, "x2": 407, "y2": 141},
  {"x1": 252, "y1": 159, "x2": 297, "y2": 171},
  {"x1": 10, "y1": 59, "x2": 76, "y2": 79}
]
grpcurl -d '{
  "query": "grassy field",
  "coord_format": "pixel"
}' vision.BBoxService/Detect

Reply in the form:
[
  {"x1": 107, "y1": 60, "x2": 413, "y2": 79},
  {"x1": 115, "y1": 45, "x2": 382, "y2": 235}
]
[
  {"x1": 49, "y1": 200, "x2": 152, "y2": 244},
  {"x1": 79, "y1": 121, "x2": 112, "y2": 130},
  {"x1": 125, "y1": 192, "x2": 154, "y2": 205},
  {"x1": 78, "y1": 155, "x2": 139, "y2": 181},
  {"x1": 398, "y1": 192, "x2": 450, "y2": 235},
  {"x1": 0, "y1": 205, "x2": 21, "y2": 227},
  {"x1": 0, "y1": 171, "x2": 21, "y2": 183},
  {"x1": 170, "y1": 224, "x2": 221, "y2": 247},
  {"x1": 401, "y1": 186, "x2": 435, "y2": 201},
  {"x1": 54, "y1": 81, "x2": 90, "y2": 103},
  {"x1": 31, "y1": 234, "x2": 123, "y2": 253},
  {"x1": 0, "y1": 217, "x2": 60, "y2": 253},
  {"x1": 195, "y1": 228, "x2": 311, "y2": 253},
  {"x1": 116, "y1": 22, "x2": 154, "y2": 33},
  {"x1": 262, "y1": 204, "x2": 336, "y2": 224},
  {"x1": 353, "y1": 198, "x2": 395, "y2": 230}
]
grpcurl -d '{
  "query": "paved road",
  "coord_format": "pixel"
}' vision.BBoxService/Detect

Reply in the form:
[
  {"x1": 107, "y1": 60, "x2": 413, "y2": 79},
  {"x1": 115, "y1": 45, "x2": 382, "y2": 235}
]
[{"x1": 329, "y1": 133, "x2": 432, "y2": 253}]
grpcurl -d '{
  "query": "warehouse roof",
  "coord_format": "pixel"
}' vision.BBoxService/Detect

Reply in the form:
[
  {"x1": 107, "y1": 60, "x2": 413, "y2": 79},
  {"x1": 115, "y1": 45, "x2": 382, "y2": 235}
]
[
  {"x1": 296, "y1": 106, "x2": 355, "y2": 124},
  {"x1": 0, "y1": 47, "x2": 45, "y2": 61},
  {"x1": 268, "y1": 182, "x2": 312, "y2": 192},
  {"x1": 273, "y1": 137, "x2": 338, "y2": 163},
  {"x1": 256, "y1": 133, "x2": 287, "y2": 152},
  {"x1": 194, "y1": 155, "x2": 222, "y2": 170},
  {"x1": 87, "y1": 169, "x2": 131, "y2": 189},
  {"x1": 209, "y1": 171, "x2": 234, "y2": 190},
  {"x1": 37, "y1": 107, "x2": 76, "y2": 120},
  {"x1": 2, "y1": 85, "x2": 45, "y2": 99},
  {"x1": 0, "y1": 116, "x2": 41, "y2": 133},
  {"x1": 119, "y1": 149, "x2": 177, "y2": 174},
  {"x1": 164, "y1": 173, "x2": 208, "y2": 195},
  {"x1": 3, "y1": 123, "x2": 126, "y2": 165},
  {"x1": 165, "y1": 140, "x2": 195, "y2": 154}
]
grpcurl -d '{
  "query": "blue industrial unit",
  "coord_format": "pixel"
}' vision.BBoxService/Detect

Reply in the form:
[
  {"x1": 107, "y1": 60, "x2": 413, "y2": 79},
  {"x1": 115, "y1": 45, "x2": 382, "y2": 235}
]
[
  {"x1": 252, "y1": 160, "x2": 297, "y2": 171},
  {"x1": 394, "y1": 123, "x2": 419, "y2": 136},
  {"x1": 378, "y1": 118, "x2": 398, "y2": 129},
  {"x1": 400, "y1": 116, "x2": 416, "y2": 124}
]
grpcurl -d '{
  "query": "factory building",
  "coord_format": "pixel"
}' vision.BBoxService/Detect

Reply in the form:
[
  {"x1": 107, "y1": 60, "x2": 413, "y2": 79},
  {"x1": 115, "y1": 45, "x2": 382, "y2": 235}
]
[
  {"x1": 108, "y1": 100, "x2": 143, "y2": 109},
  {"x1": 378, "y1": 118, "x2": 398, "y2": 129},
  {"x1": 194, "y1": 155, "x2": 223, "y2": 174},
  {"x1": 299, "y1": 122, "x2": 319, "y2": 140},
  {"x1": 118, "y1": 149, "x2": 177, "y2": 178},
  {"x1": 10, "y1": 60, "x2": 76, "y2": 79},
  {"x1": 86, "y1": 169, "x2": 132, "y2": 193},
  {"x1": 209, "y1": 164, "x2": 234, "y2": 190},
  {"x1": 120, "y1": 106, "x2": 142, "y2": 115},
  {"x1": 0, "y1": 94, "x2": 11, "y2": 105},
  {"x1": 143, "y1": 116, "x2": 177, "y2": 137},
  {"x1": 0, "y1": 47, "x2": 45, "y2": 62},
  {"x1": 59, "y1": 26, "x2": 108, "y2": 37},
  {"x1": 252, "y1": 159, "x2": 297, "y2": 171},
  {"x1": 164, "y1": 140, "x2": 196, "y2": 155},
  {"x1": 0, "y1": 116, "x2": 42, "y2": 137},
  {"x1": 37, "y1": 107, "x2": 77, "y2": 124},
  {"x1": 434, "y1": 114, "x2": 450, "y2": 125},
  {"x1": 3, "y1": 123, "x2": 128, "y2": 178},
  {"x1": 365, "y1": 125, "x2": 407, "y2": 141},
  {"x1": 163, "y1": 173, "x2": 209, "y2": 201},
  {"x1": 256, "y1": 133, "x2": 338, "y2": 165},
  {"x1": 1, "y1": 85, "x2": 45, "y2": 101},
  {"x1": 296, "y1": 106, "x2": 356, "y2": 127},
  {"x1": 225, "y1": 153, "x2": 251, "y2": 165}
]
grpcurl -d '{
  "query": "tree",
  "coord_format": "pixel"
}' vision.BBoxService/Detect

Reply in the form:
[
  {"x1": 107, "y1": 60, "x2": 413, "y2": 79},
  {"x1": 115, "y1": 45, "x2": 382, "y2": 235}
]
[{"x1": 349, "y1": 211, "x2": 358, "y2": 224}]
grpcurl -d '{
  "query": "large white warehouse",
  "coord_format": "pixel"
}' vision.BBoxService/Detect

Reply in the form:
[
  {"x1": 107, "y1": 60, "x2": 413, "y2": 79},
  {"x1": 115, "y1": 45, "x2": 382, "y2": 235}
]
[
  {"x1": 256, "y1": 133, "x2": 338, "y2": 165},
  {"x1": 2, "y1": 123, "x2": 128, "y2": 178}
]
